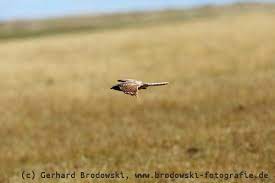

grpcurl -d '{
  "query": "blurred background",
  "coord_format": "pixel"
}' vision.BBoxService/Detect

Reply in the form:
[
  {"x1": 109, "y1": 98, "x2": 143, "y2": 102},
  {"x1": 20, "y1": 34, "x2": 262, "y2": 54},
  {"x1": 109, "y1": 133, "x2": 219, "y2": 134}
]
[
  {"x1": 1, "y1": 0, "x2": 273, "y2": 21},
  {"x1": 0, "y1": 1, "x2": 275, "y2": 183}
]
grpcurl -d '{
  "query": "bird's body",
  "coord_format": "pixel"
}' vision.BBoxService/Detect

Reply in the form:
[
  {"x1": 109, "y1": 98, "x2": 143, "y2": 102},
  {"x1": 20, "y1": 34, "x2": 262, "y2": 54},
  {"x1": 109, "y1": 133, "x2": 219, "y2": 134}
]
[{"x1": 111, "y1": 79, "x2": 168, "y2": 96}]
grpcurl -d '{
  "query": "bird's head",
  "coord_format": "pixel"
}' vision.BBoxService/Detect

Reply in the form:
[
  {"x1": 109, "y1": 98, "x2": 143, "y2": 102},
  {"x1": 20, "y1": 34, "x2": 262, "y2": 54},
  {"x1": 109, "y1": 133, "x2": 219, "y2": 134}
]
[{"x1": 110, "y1": 85, "x2": 121, "y2": 91}]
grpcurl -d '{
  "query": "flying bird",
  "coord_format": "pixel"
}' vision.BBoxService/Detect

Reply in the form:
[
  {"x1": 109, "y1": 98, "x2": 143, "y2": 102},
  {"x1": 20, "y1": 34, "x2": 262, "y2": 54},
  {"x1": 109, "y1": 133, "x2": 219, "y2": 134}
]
[{"x1": 111, "y1": 79, "x2": 168, "y2": 96}]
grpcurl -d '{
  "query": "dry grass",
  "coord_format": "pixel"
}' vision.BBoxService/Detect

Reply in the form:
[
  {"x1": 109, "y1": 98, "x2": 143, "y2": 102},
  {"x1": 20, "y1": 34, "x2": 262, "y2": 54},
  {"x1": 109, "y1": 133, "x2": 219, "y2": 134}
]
[{"x1": 0, "y1": 10, "x2": 274, "y2": 183}]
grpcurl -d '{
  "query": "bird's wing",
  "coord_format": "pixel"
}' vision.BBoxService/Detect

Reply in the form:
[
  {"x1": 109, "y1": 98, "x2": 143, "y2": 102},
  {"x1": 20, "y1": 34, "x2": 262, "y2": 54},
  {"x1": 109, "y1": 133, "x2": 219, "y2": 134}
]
[
  {"x1": 117, "y1": 79, "x2": 136, "y2": 82},
  {"x1": 119, "y1": 83, "x2": 139, "y2": 95}
]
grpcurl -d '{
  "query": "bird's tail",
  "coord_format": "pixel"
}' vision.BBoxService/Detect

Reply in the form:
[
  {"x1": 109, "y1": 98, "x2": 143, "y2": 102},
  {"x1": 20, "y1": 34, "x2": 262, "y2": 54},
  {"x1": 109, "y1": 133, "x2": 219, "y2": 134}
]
[{"x1": 144, "y1": 82, "x2": 168, "y2": 86}]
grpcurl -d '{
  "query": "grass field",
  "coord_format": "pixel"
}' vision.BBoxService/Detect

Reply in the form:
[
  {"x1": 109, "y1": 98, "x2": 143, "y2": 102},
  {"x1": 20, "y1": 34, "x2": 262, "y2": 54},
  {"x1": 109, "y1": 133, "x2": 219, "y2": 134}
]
[{"x1": 0, "y1": 4, "x2": 275, "y2": 183}]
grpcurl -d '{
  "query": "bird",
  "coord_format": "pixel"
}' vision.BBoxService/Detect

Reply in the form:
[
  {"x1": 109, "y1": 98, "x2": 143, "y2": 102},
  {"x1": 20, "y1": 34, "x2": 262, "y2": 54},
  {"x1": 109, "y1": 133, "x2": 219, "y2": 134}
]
[{"x1": 110, "y1": 79, "x2": 168, "y2": 96}]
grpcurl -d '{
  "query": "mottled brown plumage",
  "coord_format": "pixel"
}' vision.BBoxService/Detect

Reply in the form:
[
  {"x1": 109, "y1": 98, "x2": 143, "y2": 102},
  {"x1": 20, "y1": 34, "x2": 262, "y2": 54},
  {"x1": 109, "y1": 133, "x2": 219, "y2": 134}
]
[{"x1": 111, "y1": 79, "x2": 168, "y2": 96}]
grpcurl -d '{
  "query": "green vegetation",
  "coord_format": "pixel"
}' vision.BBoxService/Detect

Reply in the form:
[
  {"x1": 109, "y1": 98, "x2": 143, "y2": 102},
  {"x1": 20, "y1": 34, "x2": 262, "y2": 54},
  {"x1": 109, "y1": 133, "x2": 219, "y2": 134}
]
[{"x1": 0, "y1": 3, "x2": 274, "y2": 40}]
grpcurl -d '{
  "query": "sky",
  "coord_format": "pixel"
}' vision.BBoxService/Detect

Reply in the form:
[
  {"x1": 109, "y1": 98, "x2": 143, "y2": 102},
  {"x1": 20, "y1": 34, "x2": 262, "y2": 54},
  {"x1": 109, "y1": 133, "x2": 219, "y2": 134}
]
[{"x1": 1, "y1": 0, "x2": 274, "y2": 21}]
